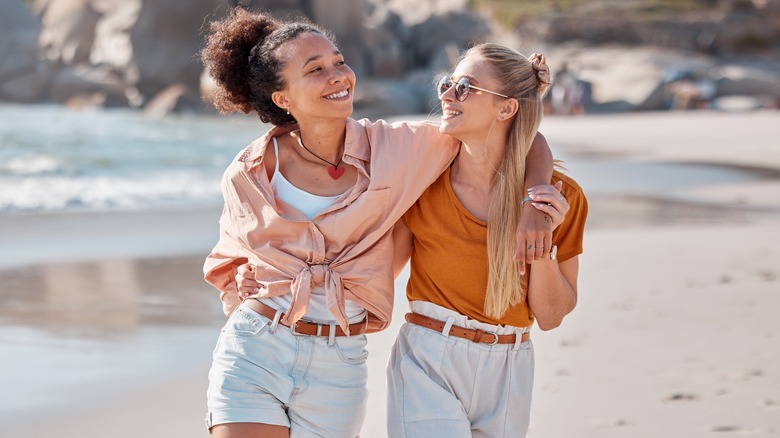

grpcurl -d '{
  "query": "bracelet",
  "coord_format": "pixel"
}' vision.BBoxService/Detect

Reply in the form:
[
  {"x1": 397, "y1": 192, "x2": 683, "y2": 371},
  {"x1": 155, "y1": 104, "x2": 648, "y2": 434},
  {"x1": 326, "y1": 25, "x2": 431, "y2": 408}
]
[
  {"x1": 547, "y1": 244, "x2": 557, "y2": 261},
  {"x1": 521, "y1": 195, "x2": 533, "y2": 206}
]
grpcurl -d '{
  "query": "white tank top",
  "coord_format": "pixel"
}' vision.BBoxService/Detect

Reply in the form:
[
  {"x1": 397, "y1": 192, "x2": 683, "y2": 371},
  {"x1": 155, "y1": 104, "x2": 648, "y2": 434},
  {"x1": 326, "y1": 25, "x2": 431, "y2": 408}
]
[
  {"x1": 269, "y1": 137, "x2": 340, "y2": 220},
  {"x1": 262, "y1": 137, "x2": 364, "y2": 322}
]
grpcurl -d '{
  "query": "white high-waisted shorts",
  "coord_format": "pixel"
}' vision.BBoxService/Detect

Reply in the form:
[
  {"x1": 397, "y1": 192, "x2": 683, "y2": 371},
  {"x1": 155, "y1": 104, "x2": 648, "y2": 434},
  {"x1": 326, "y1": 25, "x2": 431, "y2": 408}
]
[
  {"x1": 206, "y1": 300, "x2": 369, "y2": 437},
  {"x1": 387, "y1": 301, "x2": 534, "y2": 438}
]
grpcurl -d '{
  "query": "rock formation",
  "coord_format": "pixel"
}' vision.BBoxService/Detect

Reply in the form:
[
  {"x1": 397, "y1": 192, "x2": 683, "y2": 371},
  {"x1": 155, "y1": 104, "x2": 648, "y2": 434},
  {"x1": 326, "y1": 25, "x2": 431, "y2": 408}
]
[{"x1": 0, "y1": 0, "x2": 777, "y2": 115}]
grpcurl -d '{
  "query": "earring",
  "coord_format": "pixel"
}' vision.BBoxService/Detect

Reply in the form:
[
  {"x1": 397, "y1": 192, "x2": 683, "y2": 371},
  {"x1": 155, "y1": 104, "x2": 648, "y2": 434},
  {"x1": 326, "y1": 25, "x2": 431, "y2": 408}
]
[
  {"x1": 497, "y1": 116, "x2": 503, "y2": 120},
  {"x1": 286, "y1": 111, "x2": 290, "y2": 115}
]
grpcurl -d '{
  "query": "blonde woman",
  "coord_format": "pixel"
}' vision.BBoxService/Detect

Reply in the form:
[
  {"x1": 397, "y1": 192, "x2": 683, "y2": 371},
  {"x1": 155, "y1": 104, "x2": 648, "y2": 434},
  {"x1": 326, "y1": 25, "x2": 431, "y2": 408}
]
[{"x1": 388, "y1": 44, "x2": 588, "y2": 437}]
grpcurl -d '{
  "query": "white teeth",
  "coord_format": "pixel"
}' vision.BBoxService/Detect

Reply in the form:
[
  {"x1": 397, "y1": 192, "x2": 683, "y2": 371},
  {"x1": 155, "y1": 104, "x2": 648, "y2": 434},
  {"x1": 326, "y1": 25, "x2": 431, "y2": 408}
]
[
  {"x1": 325, "y1": 90, "x2": 348, "y2": 99},
  {"x1": 444, "y1": 109, "x2": 462, "y2": 116}
]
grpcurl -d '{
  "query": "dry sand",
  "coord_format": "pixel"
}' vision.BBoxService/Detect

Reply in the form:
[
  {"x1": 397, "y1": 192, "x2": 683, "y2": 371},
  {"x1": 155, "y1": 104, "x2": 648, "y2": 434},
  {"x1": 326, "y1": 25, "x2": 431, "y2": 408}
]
[{"x1": 2, "y1": 111, "x2": 779, "y2": 437}]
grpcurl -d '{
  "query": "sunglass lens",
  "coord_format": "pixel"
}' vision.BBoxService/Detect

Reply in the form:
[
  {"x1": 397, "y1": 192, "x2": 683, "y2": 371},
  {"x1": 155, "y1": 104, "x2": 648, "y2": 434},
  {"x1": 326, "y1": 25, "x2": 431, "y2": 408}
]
[
  {"x1": 455, "y1": 78, "x2": 470, "y2": 102},
  {"x1": 437, "y1": 77, "x2": 450, "y2": 98}
]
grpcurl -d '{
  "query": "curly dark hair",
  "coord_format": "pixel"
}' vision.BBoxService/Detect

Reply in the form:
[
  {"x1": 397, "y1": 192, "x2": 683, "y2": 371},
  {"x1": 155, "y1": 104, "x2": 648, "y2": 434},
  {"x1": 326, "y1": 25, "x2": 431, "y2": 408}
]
[{"x1": 201, "y1": 8, "x2": 335, "y2": 126}]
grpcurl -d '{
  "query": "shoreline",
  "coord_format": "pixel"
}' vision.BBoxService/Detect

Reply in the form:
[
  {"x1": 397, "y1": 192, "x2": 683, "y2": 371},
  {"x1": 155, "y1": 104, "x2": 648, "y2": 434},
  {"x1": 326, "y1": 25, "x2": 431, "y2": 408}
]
[{"x1": 0, "y1": 203, "x2": 222, "y2": 270}]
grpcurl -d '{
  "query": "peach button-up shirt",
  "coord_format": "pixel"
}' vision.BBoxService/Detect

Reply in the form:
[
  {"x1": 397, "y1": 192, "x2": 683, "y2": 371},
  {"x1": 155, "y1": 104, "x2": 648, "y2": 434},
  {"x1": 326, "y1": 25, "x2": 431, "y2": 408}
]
[{"x1": 204, "y1": 118, "x2": 458, "y2": 334}]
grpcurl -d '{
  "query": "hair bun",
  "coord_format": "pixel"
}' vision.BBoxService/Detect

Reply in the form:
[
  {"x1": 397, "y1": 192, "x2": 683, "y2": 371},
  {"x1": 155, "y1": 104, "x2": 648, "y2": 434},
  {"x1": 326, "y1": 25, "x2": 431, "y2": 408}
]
[{"x1": 528, "y1": 53, "x2": 551, "y2": 85}]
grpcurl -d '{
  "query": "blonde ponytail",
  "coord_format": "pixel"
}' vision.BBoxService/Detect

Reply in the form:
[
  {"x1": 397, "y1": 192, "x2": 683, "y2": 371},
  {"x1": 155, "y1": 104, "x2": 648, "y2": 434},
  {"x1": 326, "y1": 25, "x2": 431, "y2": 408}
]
[{"x1": 467, "y1": 44, "x2": 550, "y2": 318}]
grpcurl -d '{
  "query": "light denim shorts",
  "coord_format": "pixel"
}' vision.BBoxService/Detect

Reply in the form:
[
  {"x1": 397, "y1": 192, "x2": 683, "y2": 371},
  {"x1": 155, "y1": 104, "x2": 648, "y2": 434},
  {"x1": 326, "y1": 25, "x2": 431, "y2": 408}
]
[
  {"x1": 387, "y1": 301, "x2": 534, "y2": 438},
  {"x1": 206, "y1": 300, "x2": 369, "y2": 437}
]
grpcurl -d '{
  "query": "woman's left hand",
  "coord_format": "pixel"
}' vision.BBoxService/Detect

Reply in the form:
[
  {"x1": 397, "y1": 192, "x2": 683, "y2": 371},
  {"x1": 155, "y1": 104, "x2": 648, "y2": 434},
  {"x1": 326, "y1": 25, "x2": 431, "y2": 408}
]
[{"x1": 528, "y1": 181, "x2": 569, "y2": 231}]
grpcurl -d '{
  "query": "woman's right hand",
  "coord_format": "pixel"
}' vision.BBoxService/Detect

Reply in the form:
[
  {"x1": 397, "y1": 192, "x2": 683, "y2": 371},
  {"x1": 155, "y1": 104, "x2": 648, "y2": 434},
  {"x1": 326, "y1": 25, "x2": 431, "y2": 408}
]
[
  {"x1": 235, "y1": 263, "x2": 260, "y2": 301},
  {"x1": 527, "y1": 181, "x2": 569, "y2": 231}
]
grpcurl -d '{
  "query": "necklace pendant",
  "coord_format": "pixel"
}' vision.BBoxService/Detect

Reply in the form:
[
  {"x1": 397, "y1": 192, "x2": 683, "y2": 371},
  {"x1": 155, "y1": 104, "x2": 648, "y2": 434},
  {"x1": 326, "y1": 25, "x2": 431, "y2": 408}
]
[{"x1": 327, "y1": 165, "x2": 345, "y2": 180}]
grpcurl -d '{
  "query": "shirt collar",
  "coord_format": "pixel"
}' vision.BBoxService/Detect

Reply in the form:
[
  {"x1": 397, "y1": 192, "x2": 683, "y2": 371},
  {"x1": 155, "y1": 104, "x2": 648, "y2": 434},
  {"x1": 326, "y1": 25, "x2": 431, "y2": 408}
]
[
  {"x1": 239, "y1": 118, "x2": 370, "y2": 165},
  {"x1": 343, "y1": 118, "x2": 371, "y2": 162}
]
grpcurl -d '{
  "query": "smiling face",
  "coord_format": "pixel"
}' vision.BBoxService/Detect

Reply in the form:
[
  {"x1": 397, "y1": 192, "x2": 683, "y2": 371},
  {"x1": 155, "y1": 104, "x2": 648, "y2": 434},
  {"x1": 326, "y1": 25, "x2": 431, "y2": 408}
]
[
  {"x1": 272, "y1": 32, "x2": 356, "y2": 124},
  {"x1": 439, "y1": 53, "x2": 509, "y2": 141}
]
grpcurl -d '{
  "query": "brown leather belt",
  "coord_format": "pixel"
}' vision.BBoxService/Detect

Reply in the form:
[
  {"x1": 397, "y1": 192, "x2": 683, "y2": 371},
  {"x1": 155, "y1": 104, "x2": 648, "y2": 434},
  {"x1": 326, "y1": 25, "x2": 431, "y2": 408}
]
[
  {"x1": 405, "y1": 312, "x2": 529, "y2": 345},
  {"x1": 245, "y1": 299, "x2": 368, "y2": 337}
]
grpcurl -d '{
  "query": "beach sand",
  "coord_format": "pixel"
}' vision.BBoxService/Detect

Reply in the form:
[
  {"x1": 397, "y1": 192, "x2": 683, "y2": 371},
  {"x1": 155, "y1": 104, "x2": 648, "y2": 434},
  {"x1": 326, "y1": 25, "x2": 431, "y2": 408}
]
[{"x1": 2, "y1": 111, "x2": 779, "y2": 437}]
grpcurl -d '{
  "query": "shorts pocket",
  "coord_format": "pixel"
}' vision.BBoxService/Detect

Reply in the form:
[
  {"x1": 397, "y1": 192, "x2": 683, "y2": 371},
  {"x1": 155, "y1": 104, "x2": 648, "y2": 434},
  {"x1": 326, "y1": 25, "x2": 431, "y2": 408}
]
[
  {"x1": 334, "y1": 334, "x2": 369, "y2": 364},
  {"x1": 222, "y1": 305, "x2": 270, "y2": 336}
]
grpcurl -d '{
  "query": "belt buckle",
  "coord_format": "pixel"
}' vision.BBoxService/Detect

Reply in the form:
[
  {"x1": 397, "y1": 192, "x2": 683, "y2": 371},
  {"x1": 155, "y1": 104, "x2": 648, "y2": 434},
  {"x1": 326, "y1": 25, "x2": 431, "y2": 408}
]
[
  {"x1": 484, "y1": 330, "x2": 499, "y2": 345},
  {"x1": 289, "y1": 321, "x2": 322, "y2": 337}
]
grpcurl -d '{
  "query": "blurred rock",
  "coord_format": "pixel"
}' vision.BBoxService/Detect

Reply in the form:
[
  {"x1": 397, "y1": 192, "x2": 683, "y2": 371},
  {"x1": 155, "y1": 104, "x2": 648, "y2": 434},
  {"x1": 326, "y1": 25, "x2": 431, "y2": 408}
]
[
  {"x1": 36, "y1": 0, "x2": 98, "y2": 65},
  {"x1": 381, "y1": 0, "x2": 469, "y2": 25},
  {"x1": 4, "y1": 0, "x2": 777, "y2": 116},
  {"x1": 518, "y1": 2, "x2": 780, "y2": 57},
  {"x1": 89, "y1": 0, "x2": 141, "y2": 85},
  {"x1": 32, "y1": 0, "x2": 142, "y2": 107},
  {"x1": 47, "y1": 64, "x2": 128, "y2": 105},
  {"x1": 0, "y1": 0, "x2": 40, "y2": 90},
  {"x1": 711, "y1": 95, "x2": 776, "y2": 111},
  {"x1": 64, "y1": 91, "x2": 108, "y2": 109},
  {"x1": 311, "y1": 0, "x2": 367, "y2": 75},
  {"x1": 362, "y1": 3, "x2": 410, "y2": 77},
  {"x1": 0, "y1": 61, "x2": 51, "y2": 103},
  {"x1": 353, "y1": 78, "x2": 426, "y2": 120},
  {"x1": 714, "y1": 65, "x2": 780, "y2": 99},
  {"x1": 409, "y1": 11, "x2": 491, "y2": 67},
  {"x1": 130, "y1": 1, "x2": 223, "y2": 103},
  {"x1": 144, "y1": 84, "x2": 204, "y2": 116}
]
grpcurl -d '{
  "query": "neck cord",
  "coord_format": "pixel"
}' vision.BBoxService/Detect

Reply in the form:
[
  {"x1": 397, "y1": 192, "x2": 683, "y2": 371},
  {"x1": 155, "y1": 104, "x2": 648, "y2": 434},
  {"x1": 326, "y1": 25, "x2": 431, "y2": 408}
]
[
  {"x1": 294, "y1": 131, "x2": 343, "y2": 169},
  {"x1": 292, "y1": 130, "x2": 345, "y2": 180}
]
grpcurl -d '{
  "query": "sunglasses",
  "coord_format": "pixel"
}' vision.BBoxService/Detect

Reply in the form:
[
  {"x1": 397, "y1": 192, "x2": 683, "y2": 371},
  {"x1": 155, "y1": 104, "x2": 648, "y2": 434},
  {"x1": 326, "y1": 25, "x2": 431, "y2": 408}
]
[{"x1": 437, "y1": 76, "x2": 509, "y2": 102}]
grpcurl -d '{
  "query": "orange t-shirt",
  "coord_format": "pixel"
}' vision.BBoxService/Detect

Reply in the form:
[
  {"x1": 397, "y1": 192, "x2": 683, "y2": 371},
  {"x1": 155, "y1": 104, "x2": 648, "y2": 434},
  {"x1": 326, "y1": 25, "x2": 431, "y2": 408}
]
[{"x1": 402, "y1": 167, "x2": 588, "y2": 327}]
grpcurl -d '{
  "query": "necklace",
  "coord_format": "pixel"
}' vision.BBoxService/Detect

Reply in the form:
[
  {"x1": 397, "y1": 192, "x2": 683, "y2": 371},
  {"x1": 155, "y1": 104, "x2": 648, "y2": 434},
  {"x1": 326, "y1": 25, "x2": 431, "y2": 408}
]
[{"x1": 293, "y1": 131, "x2": 345, "y2": 180}]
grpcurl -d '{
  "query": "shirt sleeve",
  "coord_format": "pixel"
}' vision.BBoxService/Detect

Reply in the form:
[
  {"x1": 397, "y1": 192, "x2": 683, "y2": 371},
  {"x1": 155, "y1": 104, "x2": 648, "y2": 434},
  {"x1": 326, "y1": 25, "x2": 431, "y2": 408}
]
[
  {"x1": 551, "y1": 173, "x2": 588, "y2": 263},
  {"x1": 203, "y1": 162, "x2": 253, "y2": 314},
  {"x1": 365, "y1": 119, "x2": 460, "y2": 223}
]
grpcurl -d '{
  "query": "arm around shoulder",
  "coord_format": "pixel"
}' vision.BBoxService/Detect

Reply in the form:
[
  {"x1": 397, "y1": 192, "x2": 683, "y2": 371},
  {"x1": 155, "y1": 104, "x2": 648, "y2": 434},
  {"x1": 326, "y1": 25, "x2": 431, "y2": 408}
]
[
  {"x1": 525, "y1": 132, "x2": 553, "y2": 188},
  {"x1": 515, "y1": 132, "x2": 555, "y2": 265}
]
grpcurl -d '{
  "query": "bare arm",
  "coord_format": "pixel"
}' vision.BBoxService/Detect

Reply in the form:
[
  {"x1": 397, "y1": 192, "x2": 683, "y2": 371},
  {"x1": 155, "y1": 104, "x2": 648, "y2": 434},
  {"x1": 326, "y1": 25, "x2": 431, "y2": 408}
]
[
  {"x1": 528, "y1": 256, "x2": 578, "y2": 330},
  {"x1": 526, "y1": 180, "x2": 577, "y2": 330},
  {"x1": 515, "y1": 132, "x2": 555, "y2": 272},
  {"x1": 391, "y1": 220, "x2": 413, "y2": 278}
]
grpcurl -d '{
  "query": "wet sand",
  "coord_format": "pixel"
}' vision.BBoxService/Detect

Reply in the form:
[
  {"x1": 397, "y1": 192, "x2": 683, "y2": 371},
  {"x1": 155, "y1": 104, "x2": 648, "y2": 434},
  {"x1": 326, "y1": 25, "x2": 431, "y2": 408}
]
[{"x1": 2, "y1": 111, "x2": 780, "y2": 437}]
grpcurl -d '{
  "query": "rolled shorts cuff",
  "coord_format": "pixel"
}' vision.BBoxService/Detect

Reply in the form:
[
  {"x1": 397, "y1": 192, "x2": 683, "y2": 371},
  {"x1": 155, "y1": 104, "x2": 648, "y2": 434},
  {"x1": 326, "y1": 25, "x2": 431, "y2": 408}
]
[{"x1": 205, "y1": 408, "x2": 290, "y2": 431}]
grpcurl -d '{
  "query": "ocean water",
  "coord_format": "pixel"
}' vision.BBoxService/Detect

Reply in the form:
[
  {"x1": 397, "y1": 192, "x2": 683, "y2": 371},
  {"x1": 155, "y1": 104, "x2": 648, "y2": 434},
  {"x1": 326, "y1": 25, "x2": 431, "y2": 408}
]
[
  {"x1": 0, "y1": 104, "x2": 267, "y2": 213},
  {"x1": 3, "y1": 104, "x2": 767, "y2": 216},
  {"x1": 0, "y1": 104, "x2": 263, "y2": 426}
]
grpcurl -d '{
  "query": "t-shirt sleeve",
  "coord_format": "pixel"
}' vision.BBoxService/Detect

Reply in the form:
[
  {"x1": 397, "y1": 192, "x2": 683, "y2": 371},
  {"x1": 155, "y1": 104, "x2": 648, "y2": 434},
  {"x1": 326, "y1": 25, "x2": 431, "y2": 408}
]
[{"x1": 551, "y1": 173, "x2": 588, "y2": 263}]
